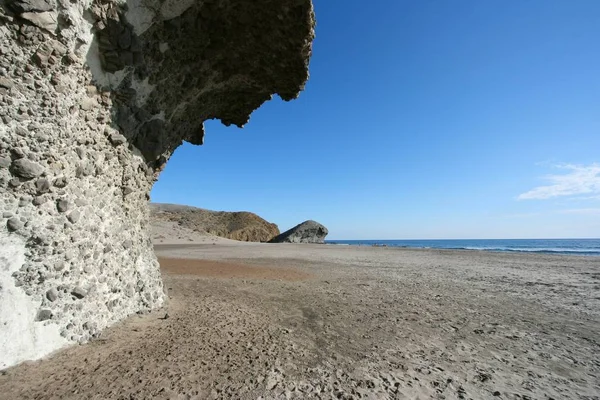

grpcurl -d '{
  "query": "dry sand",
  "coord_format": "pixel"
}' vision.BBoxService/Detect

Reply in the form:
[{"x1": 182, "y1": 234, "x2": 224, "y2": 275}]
[
  {"x1": 151, "y1": 219, "x2": 245, "y2": 245},
  {"x1": 1, "y1": 241, "x2": 599, "y2": 399}
]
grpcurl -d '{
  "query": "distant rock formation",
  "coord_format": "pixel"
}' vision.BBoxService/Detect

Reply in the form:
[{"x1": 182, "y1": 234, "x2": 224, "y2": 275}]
[
  {"x1": 0, "y1": 0, "x2": 314, "y2": 369},
  {"x1": 151, "y1": 203, "x2": 279, "y2": 242},
  {"x1": 269, "y1": 220, "x2": 328, "y2": 244}
]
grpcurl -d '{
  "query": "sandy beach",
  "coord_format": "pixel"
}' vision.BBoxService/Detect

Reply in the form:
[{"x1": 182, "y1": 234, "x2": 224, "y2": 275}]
[{"x1": 1, "y1": 242, "x2": 599, "y2": 399}]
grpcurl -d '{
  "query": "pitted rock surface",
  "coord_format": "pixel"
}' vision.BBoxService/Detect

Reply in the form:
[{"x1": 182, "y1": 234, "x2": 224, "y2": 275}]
[{"x1": 0, "y1": 0, "x2": 315, "y2": 369}]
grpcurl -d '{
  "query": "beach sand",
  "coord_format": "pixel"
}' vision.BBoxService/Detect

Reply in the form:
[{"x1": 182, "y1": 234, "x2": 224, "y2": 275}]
[{"x1": 0, "y1": 242, "x2": 599, "y2": 399}]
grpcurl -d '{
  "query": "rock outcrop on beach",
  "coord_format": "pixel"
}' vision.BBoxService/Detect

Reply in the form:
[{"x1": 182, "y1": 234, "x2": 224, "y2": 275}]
[
  {"x1": 0, "y1": 0, "x2": 315, "y2": 369},
  {"x1": 269, "y1": 220, "x2": 328, "y2": 244},
  {"x1": 151, "y1": 203, "x2": 279, "y2": 242}
]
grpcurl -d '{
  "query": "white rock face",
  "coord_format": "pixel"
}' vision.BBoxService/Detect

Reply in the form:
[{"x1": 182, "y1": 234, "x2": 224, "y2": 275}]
[
  {"x1": 0, "y1": 0, "x2": 314, "y2": 369},
  {"x1": 0, "y1": 0, "x2": 166, "y2": 370},
  {"x1": 0, "y1": 233, "x2": 68, "y2": 369}
]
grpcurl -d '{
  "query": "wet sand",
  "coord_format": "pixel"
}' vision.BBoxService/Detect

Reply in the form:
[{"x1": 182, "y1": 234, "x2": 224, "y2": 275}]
[{"x1": 0, "y1": 243, "x2": 599, "y2": 399}]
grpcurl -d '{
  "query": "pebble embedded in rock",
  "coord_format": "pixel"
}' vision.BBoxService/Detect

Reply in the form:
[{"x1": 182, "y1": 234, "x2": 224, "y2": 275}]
[
  {"x1": 56, "y1": 199, "x2": 69, "y2": 212},
  {"x1": 0, "y1": 77, "x2": 13, "y2": 89},
  {"x1": 11, "y1": 148, "x2": 26, "y2": 159},
  {"x1": 71, "y1": 287, "x2": 87, "y2": 299},
  {"x1": 75, "y1": 147, "x2": 86, "y2": 159},
  {"x1": 67, "y1": 210, "x2": 80, "y2": 223},
  {"x1": 159, "y1": 42, "x2": 169, "y2": 53},
  {"x1": 80, "y1": 98, "x2": 95, "y2": 111},
  {"x1": 53, "y1": 176, "x2": 67, "y2": 188},
  {"x1": 7, "y1": 217, "x2": 24, "y2": 231},
  {"x1": 36, "y1": 309, "x2": 53, "y2": 321},
  {"x1": 10, "y1": 158, "x2": 44, "y2": 179},
  {"x1": 54, "y1": 262, "x2": 66, "y2": 271},
  {"x1": 86, "y1": 85, "x2": 97, "y2": 96},
  {"x1": 18, "y1": 196, "x2": 31, "y2": 207},
  {"x1": 35, "y1": 178, "x2": 50, "y2": 193},
  {"x1": 109, "y1": 133, "x2": 127, "y2": 146},
  {"x1": 14, "y1": 126, "x2": 28, "y2": 137},
  {"x1": 33, "y1": 196, "x2": 47, "y2": 206},
  {"x1": 265, "y1": 376, "x2": 278, "y2": 390},
  {"x1": 46, "y1": 288, "x2": 58, "y2": 302}
]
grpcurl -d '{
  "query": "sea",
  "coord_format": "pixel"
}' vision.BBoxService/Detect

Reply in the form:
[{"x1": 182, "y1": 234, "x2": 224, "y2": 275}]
[{"x1": 325, "y1": 238, "x2": 600, "y2": 256}]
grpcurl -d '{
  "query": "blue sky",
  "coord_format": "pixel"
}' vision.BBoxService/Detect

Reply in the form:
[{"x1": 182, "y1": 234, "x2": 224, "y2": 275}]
[{"x1": 152, "y1": 0, "x2": 600, "y2": 239}]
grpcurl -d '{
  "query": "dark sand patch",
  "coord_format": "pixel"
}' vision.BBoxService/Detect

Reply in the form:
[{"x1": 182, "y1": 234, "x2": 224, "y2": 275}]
[{"x1": 159, "y1": 257, "x2": 312, "y2": 281}]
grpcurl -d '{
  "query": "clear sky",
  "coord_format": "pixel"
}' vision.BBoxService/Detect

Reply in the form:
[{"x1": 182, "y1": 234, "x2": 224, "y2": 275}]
[{"x1": 151, "y1": 0, "x2": 600, "y2": 239}]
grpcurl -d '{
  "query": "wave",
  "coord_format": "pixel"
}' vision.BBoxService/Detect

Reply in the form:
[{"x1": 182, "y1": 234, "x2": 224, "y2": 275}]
[
  {"x1": 458, "y1": 247, "x2": 600, "y2": 255},
  {"x1": 325, "y1": 240, "x2": 600, "y2": 255},
  {"x1": 408, "y1": 246, "x2": 600, "y2": 255}
]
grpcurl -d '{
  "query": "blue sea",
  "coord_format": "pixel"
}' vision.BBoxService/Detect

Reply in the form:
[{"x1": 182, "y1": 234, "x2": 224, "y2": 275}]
[{"x1": 325, "y1": 239, "x2": 600, "y2": 256}]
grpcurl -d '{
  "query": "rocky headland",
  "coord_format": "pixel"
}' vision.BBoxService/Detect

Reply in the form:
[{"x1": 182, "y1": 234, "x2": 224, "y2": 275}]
[{"x1": 269, "y1": 219, "x2": 328, "y2": 244}]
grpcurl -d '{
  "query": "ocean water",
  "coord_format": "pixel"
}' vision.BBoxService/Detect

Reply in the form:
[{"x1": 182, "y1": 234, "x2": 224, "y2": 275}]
[{"x1": 325, "y1": 239, "x2": 600, "y2": 256}]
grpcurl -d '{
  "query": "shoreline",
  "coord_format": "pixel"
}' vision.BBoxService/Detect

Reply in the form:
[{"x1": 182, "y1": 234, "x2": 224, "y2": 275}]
[
  {"x1": 324, "y1": 241, "x2": 600, "y2": 256},
  {"x1": 155, "y1": 241, "x2": 600, "y2": 257}
]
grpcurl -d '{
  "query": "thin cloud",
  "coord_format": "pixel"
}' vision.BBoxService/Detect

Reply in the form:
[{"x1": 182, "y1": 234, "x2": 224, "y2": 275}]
[
  {"x1": 560, "y1": 208, "x2": 600, "y2": 216},
  {"x1": 563, "y1": 195, "x2": 600, "y2": 202},
  {"x1": 518, "y1": 163, "x2": 600, "y2": 200},
  {"x1": 501, "y1": 212, "x2": 545, "y2": 218}
]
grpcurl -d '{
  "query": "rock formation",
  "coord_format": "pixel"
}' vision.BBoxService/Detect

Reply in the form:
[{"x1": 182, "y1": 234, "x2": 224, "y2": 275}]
[
  {"x1": 269, "y1": 220, "x2": 328, "y2": 244},
  {"x1": 0, "y1": 0, "x2": 314, "y2": 369},
  {"x1": 151, "y1": 203, "x2": 279, "y2": 242}
]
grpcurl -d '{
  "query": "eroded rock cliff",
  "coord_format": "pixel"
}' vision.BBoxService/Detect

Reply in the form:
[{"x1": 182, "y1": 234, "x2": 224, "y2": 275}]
[{"x1": 0, "y1": 0, "x2": 314, "y2": 368}]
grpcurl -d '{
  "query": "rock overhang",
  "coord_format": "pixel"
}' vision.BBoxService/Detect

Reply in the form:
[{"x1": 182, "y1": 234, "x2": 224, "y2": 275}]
[
  {"x1": 90, "y1": 0, "x2": 315, "y2": 167},
  {"x1": 0, "y1": 0, "x2": 315, "y2": 369}
]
